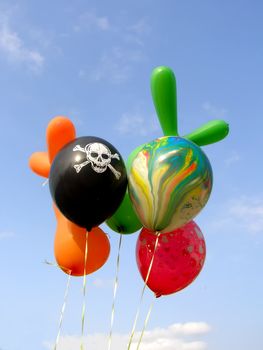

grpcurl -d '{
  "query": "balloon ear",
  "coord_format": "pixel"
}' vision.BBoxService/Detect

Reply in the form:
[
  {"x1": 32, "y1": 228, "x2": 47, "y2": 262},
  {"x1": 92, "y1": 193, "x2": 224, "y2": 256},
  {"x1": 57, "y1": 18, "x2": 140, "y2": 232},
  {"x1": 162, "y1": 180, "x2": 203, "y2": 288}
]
[
  {"x1": 29, "y1": 152, "x2": 50, "y2": 178},
  {"x1": 46, "y1": 116, "x2": 76, "y2": 163},
  {"x1": 183, "y1": 120, "x2": 229, "y2": 146},
  {"x1": 151, "y1": 66, "x2": 178, "y2": 136}
]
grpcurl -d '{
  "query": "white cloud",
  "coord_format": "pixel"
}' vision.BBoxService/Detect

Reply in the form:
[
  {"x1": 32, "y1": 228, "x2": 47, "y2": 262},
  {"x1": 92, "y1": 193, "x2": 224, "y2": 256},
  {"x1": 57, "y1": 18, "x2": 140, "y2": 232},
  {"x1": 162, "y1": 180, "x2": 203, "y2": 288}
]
[
  {"x1": 0, "y1": 15, "x2": 44, "y2": 71},
  {"x1": 44, "y1": 322, "x2": 211, "y2": 350},
  {"x1": 91, "y1": 53, "x2": 131, "y2": 83},
  {"x1": 90, "y1": 47, "x2": 146, "y2": 84},
  {"x1": 202, "y1": 102, "x2": 227, "y2": 118},
  {"x1": 0, "y1": 231, "x2": 14, "y2": 239},
  {"x1": 75, "y1": 15, "x2": 150, "y2": 83},
  {"x1": 224, "y1": 150, "x2": 241, "y2": 166},
  {"x1": 128, "y1": 18, "x2": 151, "y2": 36},
  {"x1": 124, "y1": 18, "x2": 151, "y2": 46},
  {"x1": 116, "y1": 112, "x2": 159, "y2": 136},
  {"x1": 209, "y1": 196, "x2": 263, "y2": 234},
  {"x1": 74, "y1": 11, "x2": 110, "y2": 32},
  {"x1": 229, "y1": 197, "x2": 263, "y2": 233},
  {"x1": 76, "y1": 15, "x2": 150, "y2": 83}
]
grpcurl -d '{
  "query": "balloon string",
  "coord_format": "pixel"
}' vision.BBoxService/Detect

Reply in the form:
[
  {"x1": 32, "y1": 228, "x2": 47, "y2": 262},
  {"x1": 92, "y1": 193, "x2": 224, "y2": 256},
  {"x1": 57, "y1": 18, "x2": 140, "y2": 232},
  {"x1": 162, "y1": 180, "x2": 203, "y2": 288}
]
[
  {"x1": 42, "y1": 178, "x2": 49, "y2": 187},
  {"x1": 80, "y1": 231, "x2": 89, "y2": 350},
  {"x1": 107, "y1": 234, "x2": 123, "y2": 350},
  {"x1": 44, "y1": 260, "x2": 72, "y2": 274},
  {"x1": 43, "y1": 260, "x2": 72, "y2": 350},
  {"x1": 127, "y1": 231, "x2": 160, "y2": 350},
  {"x1": 136, "y1": 297, "x2": 155, "y2": 350},
  {"x1": 53, "y1": 272, "x2": 72, "y2": 350}
]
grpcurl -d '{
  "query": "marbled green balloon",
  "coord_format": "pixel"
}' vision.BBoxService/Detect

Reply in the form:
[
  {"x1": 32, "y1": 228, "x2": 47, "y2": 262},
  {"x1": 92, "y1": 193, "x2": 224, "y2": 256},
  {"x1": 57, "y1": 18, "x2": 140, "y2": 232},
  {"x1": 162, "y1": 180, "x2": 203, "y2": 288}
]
[{"x1": 128, "y1": 136, "x2": 213, "y2": 233}]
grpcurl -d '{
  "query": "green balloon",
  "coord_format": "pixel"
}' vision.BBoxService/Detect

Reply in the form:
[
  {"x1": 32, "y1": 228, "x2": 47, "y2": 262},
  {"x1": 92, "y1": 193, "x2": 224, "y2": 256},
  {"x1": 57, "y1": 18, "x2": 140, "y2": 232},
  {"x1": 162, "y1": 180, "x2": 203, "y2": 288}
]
[
  {"x1": 106, "y1": 145, "x2": 144, "y2": 234},
  {"x1": 184, "y1": 120, "x2": 229, "y2": 146},
  {"x1": 106, "y1": 145, "x2": 144, "y2": 235},
  {"x1": 151, "y1": 66, "x2": 178, "y2": 136},
  {"x1": 106, "y1": 191, "x2": 142, "y2": 234}
]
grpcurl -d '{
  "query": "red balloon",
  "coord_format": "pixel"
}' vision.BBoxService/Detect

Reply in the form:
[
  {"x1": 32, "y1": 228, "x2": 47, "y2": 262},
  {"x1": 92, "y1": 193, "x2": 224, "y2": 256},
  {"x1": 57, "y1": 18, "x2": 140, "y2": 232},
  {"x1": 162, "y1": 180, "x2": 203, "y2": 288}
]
[{"x1": 136, "y1": 221, "x2": 206, "y2": 297}]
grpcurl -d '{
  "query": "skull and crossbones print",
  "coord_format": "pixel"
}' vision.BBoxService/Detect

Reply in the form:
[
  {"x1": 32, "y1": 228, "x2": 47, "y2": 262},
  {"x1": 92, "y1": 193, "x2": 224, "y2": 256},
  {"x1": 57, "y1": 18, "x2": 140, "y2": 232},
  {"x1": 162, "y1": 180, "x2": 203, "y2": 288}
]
[{"x1": 73, "y1": 142, "x2": 122, "y2": 180}]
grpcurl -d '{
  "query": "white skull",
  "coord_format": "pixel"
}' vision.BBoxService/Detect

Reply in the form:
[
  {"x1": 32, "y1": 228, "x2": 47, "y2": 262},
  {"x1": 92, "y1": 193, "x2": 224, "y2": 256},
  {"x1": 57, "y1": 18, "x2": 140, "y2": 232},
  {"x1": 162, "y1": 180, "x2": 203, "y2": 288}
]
[{"x1": 85, "y1": 142, "x2": 111, "y2": 173}]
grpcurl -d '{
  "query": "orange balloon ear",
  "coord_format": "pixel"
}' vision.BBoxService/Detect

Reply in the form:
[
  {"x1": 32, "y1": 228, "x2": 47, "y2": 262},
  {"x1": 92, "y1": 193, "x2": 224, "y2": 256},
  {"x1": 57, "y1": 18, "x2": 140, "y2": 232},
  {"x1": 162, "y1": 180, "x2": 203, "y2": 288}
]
[
  {"x1": 54, "y1": 211, "x2": 110, "y2": 276},
  {"x1": 46, "y1": 116, "x2": 76, "y2": 163},
  {"x1": 29, "y1": 152, "x2": 50, "y2": 178}
]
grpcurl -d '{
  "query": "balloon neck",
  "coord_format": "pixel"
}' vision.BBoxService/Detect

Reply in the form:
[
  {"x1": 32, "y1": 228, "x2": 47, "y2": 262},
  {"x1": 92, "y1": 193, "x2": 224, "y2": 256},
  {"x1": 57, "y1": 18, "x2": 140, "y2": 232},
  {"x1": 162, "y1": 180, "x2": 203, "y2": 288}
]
[
  {"x1": 155, "y1": 292, "x2": 162, "y2": 298},
  {"x1": 67, "y1": 220, "x2": 86, "y2": 236},
  {"x1": 117, "y1": 225, "x2": 125, "y2": 234}
]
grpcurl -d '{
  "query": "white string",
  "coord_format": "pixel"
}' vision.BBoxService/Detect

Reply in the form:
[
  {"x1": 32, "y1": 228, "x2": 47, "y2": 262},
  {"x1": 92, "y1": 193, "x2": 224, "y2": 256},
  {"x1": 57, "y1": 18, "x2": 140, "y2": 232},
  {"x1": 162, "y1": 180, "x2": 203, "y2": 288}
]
[
  {"x1": 107, "y1": 234, "x2": 123, "y2": 350},
  {"x1": 54, "y1": 272, "x2": 72, "y2": 350},
  {"x1": 80, "y1": 231, "x2": 89, "y2": 350},
  {"x1": 136, "y1": 297, "x2": 155, "y2": 350},
  {"x1": 127, "y1": 232, "x2": 160, "y2": 349},
  {"x1": 44, "y1": 260, "x2": 72, "y2": 350},
  {"x1": 42, "y1": 178, "x2": 49, "y2": 187}
]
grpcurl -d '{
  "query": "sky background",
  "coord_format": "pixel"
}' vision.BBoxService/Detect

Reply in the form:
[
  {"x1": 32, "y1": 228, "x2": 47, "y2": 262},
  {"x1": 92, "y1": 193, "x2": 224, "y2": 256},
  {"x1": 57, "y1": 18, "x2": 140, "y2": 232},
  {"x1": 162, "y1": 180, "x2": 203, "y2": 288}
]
[{"x1": 0, "y1": 0, "x2": 262, "y2": 349}]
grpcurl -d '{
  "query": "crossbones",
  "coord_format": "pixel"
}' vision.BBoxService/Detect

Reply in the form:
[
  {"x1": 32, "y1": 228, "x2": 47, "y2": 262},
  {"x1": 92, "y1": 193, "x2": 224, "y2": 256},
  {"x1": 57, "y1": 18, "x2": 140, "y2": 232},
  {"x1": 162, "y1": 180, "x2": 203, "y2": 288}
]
[{"x1": 73, "y1": 142, "x2": 122, "y2": 180}]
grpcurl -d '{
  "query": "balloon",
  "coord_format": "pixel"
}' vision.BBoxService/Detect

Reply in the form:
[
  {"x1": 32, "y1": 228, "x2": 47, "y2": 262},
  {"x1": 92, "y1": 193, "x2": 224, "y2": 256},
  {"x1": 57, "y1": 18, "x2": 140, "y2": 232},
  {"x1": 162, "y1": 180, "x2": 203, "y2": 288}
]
[
  {"x1": 106, "y1": 191, "x2": 142, "y2": 234},
  {"x1": 136, "y1": 221, "x2": 206, "y2": 297},
  {"x1": 46, "y1": 116, "x2": 76, "y2": 163},
  {"x1": 49, "y1": 136, "x2": 127, "y2": 230},
  {"x1": 184, "y1": 119, "x2": 229, "y2": 146},
  {"x1": 54, "y1": 207, "x2": 110, "y2": 276},
  {"x1": 29, "y1": 151, "x2": 50, "y2": 178},
  {"x1": 128, "y1": 136, "x2": 212, "y2": 233},
  {"x1": 105, "y1": 144, "x2": 145, "y2": 235}
]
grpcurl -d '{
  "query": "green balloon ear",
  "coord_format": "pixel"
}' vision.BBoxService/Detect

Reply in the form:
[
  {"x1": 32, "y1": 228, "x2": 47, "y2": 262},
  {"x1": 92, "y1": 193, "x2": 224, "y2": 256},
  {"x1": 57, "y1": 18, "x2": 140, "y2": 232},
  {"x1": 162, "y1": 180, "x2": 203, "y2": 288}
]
[
  {"x1": 151, "y1": 66, "x2": 178, "y2": 136},
  {"x1": 183, "y1": 119, "x2": 229, "y2": 146}
]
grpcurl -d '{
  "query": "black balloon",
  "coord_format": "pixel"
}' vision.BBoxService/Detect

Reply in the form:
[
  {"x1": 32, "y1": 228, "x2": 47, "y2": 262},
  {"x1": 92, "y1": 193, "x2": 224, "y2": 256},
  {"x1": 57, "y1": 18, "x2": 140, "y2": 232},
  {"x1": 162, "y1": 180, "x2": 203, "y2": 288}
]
[{"x1": 49, "y1": 136, "x2": 127, "y2": 231}]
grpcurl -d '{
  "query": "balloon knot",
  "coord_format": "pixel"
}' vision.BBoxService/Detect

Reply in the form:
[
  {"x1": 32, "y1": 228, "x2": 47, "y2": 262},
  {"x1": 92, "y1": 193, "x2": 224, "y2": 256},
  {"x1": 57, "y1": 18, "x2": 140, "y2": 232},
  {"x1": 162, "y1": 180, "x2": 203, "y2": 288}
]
[{"x1": 117, "y1": 225, "x2": 125, "y2": 233}]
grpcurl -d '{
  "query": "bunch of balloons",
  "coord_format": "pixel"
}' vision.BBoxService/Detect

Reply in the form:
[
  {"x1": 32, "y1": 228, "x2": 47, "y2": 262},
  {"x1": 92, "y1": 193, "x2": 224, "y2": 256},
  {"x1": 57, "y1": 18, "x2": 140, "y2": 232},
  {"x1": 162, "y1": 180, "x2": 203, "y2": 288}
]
[{"x1": 29, "y1": 66, "x2": 229, "y2": 298}]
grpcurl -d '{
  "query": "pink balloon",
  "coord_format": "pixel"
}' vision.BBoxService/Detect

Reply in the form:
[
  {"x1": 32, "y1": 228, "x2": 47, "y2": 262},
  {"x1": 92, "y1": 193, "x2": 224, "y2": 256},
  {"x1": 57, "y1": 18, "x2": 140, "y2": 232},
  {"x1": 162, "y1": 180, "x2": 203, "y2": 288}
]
[{"x1": 136, "y1": 221, "x2": 206, "y2": 297}]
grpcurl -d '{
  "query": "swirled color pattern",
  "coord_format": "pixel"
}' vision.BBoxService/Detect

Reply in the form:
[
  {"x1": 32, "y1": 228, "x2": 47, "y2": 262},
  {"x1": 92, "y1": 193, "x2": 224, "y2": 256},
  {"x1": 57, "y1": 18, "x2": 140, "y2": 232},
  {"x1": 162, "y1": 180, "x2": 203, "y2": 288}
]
[{"x1": 128, "y1": 136, "x2": 212, "y2": 233}]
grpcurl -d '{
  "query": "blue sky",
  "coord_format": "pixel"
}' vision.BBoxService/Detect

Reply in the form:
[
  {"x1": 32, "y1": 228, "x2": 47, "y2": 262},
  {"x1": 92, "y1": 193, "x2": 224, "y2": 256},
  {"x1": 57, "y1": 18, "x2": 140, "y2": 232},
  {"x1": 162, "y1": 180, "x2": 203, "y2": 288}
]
[{"x1": 0, "y1": 0, "x2": 262, "y2": 349}]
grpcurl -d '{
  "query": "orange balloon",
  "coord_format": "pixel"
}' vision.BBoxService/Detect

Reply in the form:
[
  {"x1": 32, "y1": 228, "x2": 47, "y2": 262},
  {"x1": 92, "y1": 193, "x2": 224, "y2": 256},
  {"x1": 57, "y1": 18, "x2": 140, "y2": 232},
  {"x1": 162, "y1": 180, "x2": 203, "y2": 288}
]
[
  {"x1": 54, "y1": 207, "x2": 110, "y2": 276},
  {"x1": 46, "y1": 116, "x2": 76, "y2": 163},
  {"x1": 29, "y1": 151, "x2": 50, "y2": 178},
  {"x1": 29, "y1": 117, "x2": 106, "y2": 277}
]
